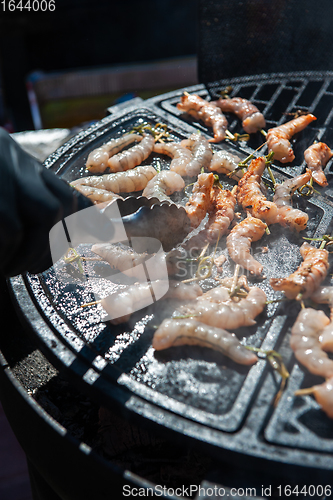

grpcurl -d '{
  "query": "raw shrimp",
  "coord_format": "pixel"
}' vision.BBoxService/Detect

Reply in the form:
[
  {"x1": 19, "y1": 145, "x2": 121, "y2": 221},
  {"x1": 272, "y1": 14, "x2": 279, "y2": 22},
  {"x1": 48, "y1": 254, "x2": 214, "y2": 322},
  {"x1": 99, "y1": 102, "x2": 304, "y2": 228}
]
[
  {"x1": 214, "y1": 97, "x2": 266, "y2": 134},
  {"x1": 101, "y1": 280, "x2": 202, "y2": 324},
  {"x1": 86, "y1": 133, "x2": 142, "y2": 173},
  {"x1": 273, "y1": 170, "x2": 311, "y2": 232},
  {"x1": 304, "y1": 377, "x2": 333, "y2": 418},
  {"x1": 209, "y1": 149, "x2": 243, "y2": 180},
  {"x1": 71, "y1": 165, "x2": 157, "y2": 194},
  {"x1": 183, "y1": 186, "x2": 236, "y2": 251},
  {"x1": 226, "y1": 216, "x2": 267, "y2": 275},
  {"x1": 185, "y1": 172, "x2": 215, "y2": 228},
  {"x1": 91, "y1": 243, "x2": 150, "y2": 279},
  {"x1": 152, "y1": 318, "x2": 258, "y2": 365},
  {"x1": 92, "y1": 243, "x2": 180, "y2": 279},
  {"x1": 270, "y1": 242, "x2": 329, "y2": 299},
  {"x1": 179, "y1": 133, "x2": 213, "y2": 176},
  {"x1": 164, "y1": 281, "x2": 203, "y2": 300},
  {"x1": 290, "y1": 308, "x2": 333, "y2": 378},
  {"x1": 266, "y1": 114, "x2": 316, "y2": 163},
  {"x1": 310, "y1": 286, "x2": 333, "y2": 350},
  {"x1": 153, "y1": 142, "x2": 192, "y2": 173},
  {"x1": 175, "y1": 285, "x2": 267, "y2": 330},
  {"x1": 107, "y1": 133, "x2": 155, "y2": 172},
  {"x1": 304, "y1": 142, "x2": 333, "y2": 187},
  {"x1": 177, "y1": 93, "x2": 228, "y2": 143},
  {"x1": 196, "y1": 285, "x2": 231, "y2": 303},
  {"x1": 72, "y1": 184, "x2": 123, "y2": 204},
  {"x1": 102, "y1": 281, "x2": 157, "y2": 324},
  {"x1": 237, "y1": 156, "x2": 278, "y2": 225},
  {"x1": 142, "y1": 171, "x2": 185, "y2": 202}
]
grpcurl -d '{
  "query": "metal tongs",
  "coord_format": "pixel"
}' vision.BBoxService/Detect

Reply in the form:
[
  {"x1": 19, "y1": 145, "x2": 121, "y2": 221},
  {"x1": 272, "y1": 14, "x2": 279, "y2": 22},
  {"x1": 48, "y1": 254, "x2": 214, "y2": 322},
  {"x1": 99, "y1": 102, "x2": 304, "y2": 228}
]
[{"x1": 101, "y1": 196, "x2": 191, "y2": 252}]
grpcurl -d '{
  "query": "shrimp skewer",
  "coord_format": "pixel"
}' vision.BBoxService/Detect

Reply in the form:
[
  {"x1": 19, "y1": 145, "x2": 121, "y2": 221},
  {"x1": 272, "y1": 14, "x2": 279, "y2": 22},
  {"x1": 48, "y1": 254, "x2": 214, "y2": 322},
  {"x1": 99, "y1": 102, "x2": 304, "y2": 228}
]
[
  {"x1": 304, "y1": 142, "x2": 333, "y2": 187},
  {"x1": 72, "y1": 184, "x2": 123, "y2": 204},
  {"x1": 290, "y1": 308, "x2": 333, "y2": 378},
  {"x1": 209, "y1": 149, "x2": 243, "y2": 180},
  {"x1": 91, "y1": 243, "x2": 150, "y2": 279},
  {"x1": 296, "y1": 377, "x2": 333, "y2": 419},
  {"x1": 185, "y1": 172, "x2": 215, "y2": 228},
  {"x1": 183, "y1": 185, "x2": 236, "y2": 252},
  {"x1": 177, "y1": 93, "x2": 228, "y2": 143},
  {"x1": 153, "y1": 142, "x2": 192, "y2": 173},
  {"x1": 266, "y1": 114, "x2": 316, "y2": 163},
  {"x1": 108, "y1": 133, "x2": 155, "y2": 172},
  {"x1": 205, "y1": 186, "x2": 236, "y2": 242},
  {"x1": 142, "y1": 171, "x2": 185, "y2": 202},
  {"x1": 165, "y1": 281, "x2": 203, "y2": 300},
  {"x1": 179, "y1": 133, "x2": 213, "y2": 177},
  {"x1": 174, "y1": 285, "x2": 267, "y2": 330},
  {"x1": 152, "y1": 318, "x2": 258, "y2": 365},
  {"x1": 101, "y1": 280, "x2": 203, "y2": 325},
  {"x1": 310, "y1": 286, "x2": 333, "y2": 350},
  {"x1": 214, "y1": 97, "x2": 266, "y2": 134},
  {"x1": 273, "y1": 170, "x2": 311, "y2": 232},
  {"x1": 86, "y1": 133, "x2": 143, "y2": 173},
  {"x1": 71, "y1": 165, "x2": 157, "y2": 194},
  {"x1": 270, "y1": 242, "x2": 329, "y2": 299},
  {"x1": 91, "y1": 243, "x2": 181, "y2": 278},
  {"x1": 237, "y1": 156, "x2": 278, "y2": 225},
  {"x1": 226, "y1": 216, "x2": 267, "y2": 275}
]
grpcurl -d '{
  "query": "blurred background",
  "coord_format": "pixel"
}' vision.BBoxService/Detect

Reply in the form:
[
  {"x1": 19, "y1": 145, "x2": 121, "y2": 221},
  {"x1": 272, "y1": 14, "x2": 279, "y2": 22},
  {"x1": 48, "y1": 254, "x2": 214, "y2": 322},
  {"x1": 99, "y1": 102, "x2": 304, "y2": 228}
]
[{"x1": 0, "y1": 0, "x2": 198, "y2": 132}]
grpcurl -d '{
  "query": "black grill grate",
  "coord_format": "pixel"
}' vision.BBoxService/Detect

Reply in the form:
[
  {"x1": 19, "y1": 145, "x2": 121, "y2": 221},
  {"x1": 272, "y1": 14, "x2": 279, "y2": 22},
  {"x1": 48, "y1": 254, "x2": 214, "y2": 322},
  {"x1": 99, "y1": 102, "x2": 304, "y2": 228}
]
[{"x1": 8, "y1": 74, "x2": 333, "y2": 480}]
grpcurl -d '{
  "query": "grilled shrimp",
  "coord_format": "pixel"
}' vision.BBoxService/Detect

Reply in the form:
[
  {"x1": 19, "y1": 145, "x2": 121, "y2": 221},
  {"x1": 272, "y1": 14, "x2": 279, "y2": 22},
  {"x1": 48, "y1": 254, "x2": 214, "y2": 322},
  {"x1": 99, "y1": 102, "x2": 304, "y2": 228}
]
[
  {"x1": 209, "y1": 149, "x2": 242, "y2": 180},
  {"x1": 185, "y1": 172, "x2": 215, "y2": 228},
  {"x1": 214, "y1": 97, "x2": 266, "y2": 134},
  {"x1": 226, "y1": 216, "x2": 267, "y2": 275},
  {"x1": 266, "y1": 114, "x2": 316, "y2": 163},
  {"x1": 304, "y1": 142, "x2": 333, "y2": 187},
  {"x1": 86, "y1": 133, "x2": 142, "y2": 173},
  {"x1": 179, "y1": 133, "x2": 213, "y2": 176},
  {"x1": 153, "y1": 142, "x2": 192, "y2": 174},
  {"x1": 107, "y1": 133, "x2": 155, "y2": 172},
  {"x1": 175, "y1": 285, "x2": 266, "y2": 330},
  {"x1": 290, "y1": 308, "x2": 333, "y2": 378},
  {"x1": 237, "y1": 156, "x2": 278, "y2": 225},
  {"x1": 177, "y1": 93, "x2": 228, "y2": 143},
  {"x1": 270, "y1": 242, "x2": 329, "y2": 299},
  {"x1": 310, "y1": 286, "x2": 333, "y2": 350},
  {"x1": 273, "y1": 170, "x2": 311, "y2": 232},
  {"x1": 72, "y1": 165, "x2": 157, "y2": 194},
  {"x1": 165, "y1": 281, "x2": 203, "y2": 300},
  {"x1": 152, "y1": 318, "x2": 258, "y2": 365},
  {"x1": 72, "y1": 184, "x2": 123, "y2": 204}
]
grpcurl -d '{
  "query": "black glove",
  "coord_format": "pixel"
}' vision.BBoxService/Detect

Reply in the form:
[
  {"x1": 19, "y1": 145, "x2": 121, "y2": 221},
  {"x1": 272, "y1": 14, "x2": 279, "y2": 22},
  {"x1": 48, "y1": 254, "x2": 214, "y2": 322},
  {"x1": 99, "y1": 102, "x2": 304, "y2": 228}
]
[{"x1": 0, "y1": 128, "x2": 107, "y2": 276}]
